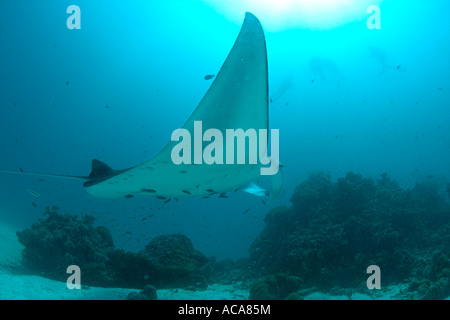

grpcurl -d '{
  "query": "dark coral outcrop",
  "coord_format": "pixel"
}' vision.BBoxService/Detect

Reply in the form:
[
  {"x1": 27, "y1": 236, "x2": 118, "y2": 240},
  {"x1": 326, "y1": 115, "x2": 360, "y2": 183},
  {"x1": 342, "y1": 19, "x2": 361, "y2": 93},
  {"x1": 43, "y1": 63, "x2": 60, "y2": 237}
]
[
  {"x1": 17, "y1": 206, "x2": 115, "y2": 286},
  {"x1": 17, "y1": 206, "x2": 210, "y2": 290},
  {"x1": 249, "y1": 273, "x2": 303, "y2": 300},
  {"x1": 140, "y1": 234, "x2": 210, "y2": 289}
]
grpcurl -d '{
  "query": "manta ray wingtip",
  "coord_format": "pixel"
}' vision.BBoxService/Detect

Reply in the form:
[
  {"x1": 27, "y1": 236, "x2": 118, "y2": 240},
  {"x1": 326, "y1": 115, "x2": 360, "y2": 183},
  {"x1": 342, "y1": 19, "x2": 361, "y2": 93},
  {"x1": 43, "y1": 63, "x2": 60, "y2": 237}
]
[{"x1": 244, "y1": 12, "x2": 260, "y2": 22}]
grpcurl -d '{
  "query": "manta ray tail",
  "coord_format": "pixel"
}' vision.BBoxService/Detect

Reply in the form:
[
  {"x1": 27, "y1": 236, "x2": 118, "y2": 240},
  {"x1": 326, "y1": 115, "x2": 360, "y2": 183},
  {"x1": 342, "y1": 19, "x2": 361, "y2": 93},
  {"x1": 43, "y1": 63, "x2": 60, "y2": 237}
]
[
  {"x1": 0, "y1": 159, "x2": 120, "y2": 184},
  {"x1": 0, "y1": 169, "x2": 87, "y2": 181}
]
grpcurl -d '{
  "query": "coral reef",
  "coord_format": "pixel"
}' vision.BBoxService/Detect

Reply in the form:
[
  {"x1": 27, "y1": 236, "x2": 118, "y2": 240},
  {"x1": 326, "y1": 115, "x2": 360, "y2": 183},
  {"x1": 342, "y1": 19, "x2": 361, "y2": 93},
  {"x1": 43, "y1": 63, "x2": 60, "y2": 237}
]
[
  {"x1": 17, "y1": 207, "x2": 210, "y2": 289},
  {"x1": 16, "y1": 171, "x2": 449, "y2": 299},
  {"x1": 107, "y1": 235, "x2": 210, "y2": 289},
  {"x1": 250, "y1": 172, "x2": 450, "y2": 298},
  {"x1": 140, "y1": 234, "x2": 210, "y2": 289},
  {"x1": 17, "y1": 206, "x2": 115, "y2": 286}
]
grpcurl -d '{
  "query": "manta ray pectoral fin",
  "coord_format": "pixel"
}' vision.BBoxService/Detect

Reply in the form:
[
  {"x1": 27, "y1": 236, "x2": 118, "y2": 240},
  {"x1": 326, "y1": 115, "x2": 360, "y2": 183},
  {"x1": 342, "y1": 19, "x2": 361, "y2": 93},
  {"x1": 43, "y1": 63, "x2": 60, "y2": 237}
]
[
  {"x1": 83, "y1": 12, "x2": 270, "y2": 199},
  {"x1": 3, "y1": 13, "x2": 270, "y2": 200}
]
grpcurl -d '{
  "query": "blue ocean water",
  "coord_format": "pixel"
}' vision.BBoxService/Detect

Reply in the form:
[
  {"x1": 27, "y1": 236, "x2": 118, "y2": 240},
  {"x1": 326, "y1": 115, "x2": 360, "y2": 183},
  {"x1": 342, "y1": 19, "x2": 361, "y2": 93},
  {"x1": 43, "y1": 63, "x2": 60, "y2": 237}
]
[{"x1": 0, "y1": 0, "x2": 449, "y2": 267}]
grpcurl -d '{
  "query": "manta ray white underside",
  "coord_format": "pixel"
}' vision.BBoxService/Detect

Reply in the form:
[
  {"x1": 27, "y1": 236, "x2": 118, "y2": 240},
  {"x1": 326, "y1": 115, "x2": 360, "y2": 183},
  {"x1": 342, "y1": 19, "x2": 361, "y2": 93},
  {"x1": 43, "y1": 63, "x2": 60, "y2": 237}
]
[{"x1": 2, "y1": 13, "x2": 282, "y2": 200}]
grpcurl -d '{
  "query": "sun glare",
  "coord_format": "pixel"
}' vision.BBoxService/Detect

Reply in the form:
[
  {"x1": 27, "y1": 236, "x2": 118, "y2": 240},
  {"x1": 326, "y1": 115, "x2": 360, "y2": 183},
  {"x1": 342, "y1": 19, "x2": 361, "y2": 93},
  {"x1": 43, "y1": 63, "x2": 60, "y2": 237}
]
[{"x1": 204, "y1": 0, "x2": 383, "y2": 31}]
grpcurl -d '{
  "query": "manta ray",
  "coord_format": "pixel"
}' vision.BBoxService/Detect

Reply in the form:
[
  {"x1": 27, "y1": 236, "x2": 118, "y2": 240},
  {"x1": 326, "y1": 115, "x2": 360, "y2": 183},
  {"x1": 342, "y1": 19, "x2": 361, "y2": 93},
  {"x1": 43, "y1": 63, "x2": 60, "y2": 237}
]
[{"x1": 1, "y1": 13, "x2": 282, "y2": 200}]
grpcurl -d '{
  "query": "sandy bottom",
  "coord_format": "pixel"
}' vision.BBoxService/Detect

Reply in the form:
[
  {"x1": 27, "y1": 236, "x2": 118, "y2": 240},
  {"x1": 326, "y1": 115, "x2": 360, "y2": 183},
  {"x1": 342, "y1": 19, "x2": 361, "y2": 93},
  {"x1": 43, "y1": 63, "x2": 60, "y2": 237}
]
[
  {"x1": 0, "y1": 267, "x2": 407, "y2": 300},
  {"x1": 1, "y1": 221, "x2": 448, "y2": 300},
  {"x1": 0, "y1": 270, "x2": 251, "y2": 300}
]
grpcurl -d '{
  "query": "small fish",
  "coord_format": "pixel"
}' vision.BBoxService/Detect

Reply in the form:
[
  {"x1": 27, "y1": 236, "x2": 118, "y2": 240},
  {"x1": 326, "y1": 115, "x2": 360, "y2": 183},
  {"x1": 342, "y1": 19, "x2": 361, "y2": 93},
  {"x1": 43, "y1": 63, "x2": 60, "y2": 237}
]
[
  {"x1": 204, "y1": 74, "x2": 215, "y2": 80},
  {"x1": 26, "y1": 189, "x2": 40, "y2": 197},
  {"x1": 261, "y1": 200, "x2": 266, "y2": 205},
  {"x1": 164, "y1": 198, "x2": 171, "y2": 204},
  {"x1": 31, "y1": 202, "x2": 37, "y2": 208},
  {"x1": 125, "y1": 194, "x2": 134, "y2": 199},
  {"x1": 242, "y1": 209, "x2": 250, "y2": 215},
  {"x1": 19, "y1": 168, "x2": 24, "y2": 173},
  {"x1": 270, "y1": 98, "x2": 273, "y2": 103},
  {"x1": 105, "y1": 105, "x2": 111, "y2": 109},
  {"x1": 311, "y1": 79, "x2": 316, "y2": 83},
  {"x1": 65, "y1": 81, "x2": 70, "y2": 85},
  {"x1": 156, "y1": 196, "x2": 166, "y2": 200},
  {"x1": 182, "y1": 190, "x2": 192, "y2": 195}
]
